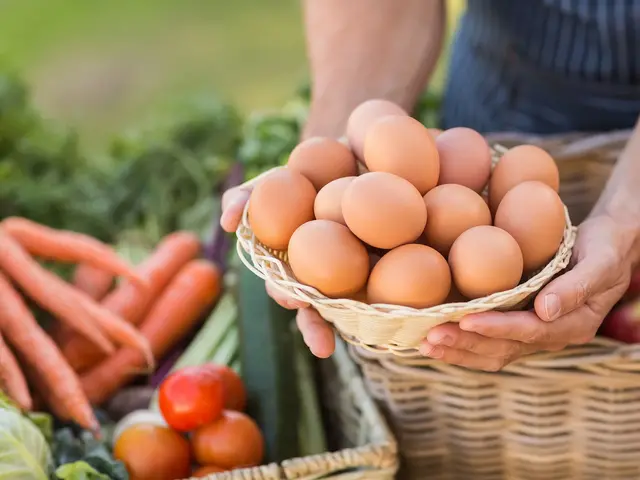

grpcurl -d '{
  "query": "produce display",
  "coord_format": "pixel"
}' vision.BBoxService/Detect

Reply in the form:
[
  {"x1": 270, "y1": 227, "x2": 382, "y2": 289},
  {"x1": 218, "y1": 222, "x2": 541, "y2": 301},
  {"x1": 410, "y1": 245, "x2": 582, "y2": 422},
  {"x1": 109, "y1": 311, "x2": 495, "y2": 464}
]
[{"x1": 247, "y1": 99, "x2": 567, "y2": 308}]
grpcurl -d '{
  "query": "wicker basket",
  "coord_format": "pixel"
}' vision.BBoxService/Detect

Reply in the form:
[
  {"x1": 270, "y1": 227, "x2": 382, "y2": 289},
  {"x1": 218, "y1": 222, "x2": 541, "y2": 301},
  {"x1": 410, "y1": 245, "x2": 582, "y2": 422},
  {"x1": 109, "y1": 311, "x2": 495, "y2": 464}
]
[
  {"x1": 236, "y1": 147, "x2": 576, "y2": 357},
  {"x1": 349, "y1": 129, "x2": 640, "y2": 480},
  {"x1": 194, "y1": 338, "x2": 398, "y2": 480}
]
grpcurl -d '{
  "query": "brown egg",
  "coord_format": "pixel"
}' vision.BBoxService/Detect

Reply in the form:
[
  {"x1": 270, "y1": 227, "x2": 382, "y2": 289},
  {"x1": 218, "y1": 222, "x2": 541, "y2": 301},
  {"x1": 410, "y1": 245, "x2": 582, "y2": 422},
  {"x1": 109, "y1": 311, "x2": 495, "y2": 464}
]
[
  {"x1": 342, "y1": 172, "x2": 427, "y2": 249},
  {"x1": 489, "y1": 144, "x2": 560, "y2": 213},
  {"x1": 287, "y1": 137, "x2": 357, "y2": 191},
  {"x1": 288, "y1": 220, "x2": 369, "y2": 297},
  {"x1": 429, "y1": 128, "x2": 443, "y2": 138},
  {"x1": 346, "y1": 99, "x2": 408, "y2": 160},
  {"x1": 368, "y1": 244, "x2": 451, "y2": 308},
  {"x1": 248, "y1": 169, "x2": 316, "y2": 251},
  {"x1": 314, "y1": 176, "x2": 356, "y2": 225},
  {"x1": 363, "y1": 116, "x2": 440, "y2": 195},
  {"x1": 423, "y1": 184, "x2": 492, "y2": 255},
  {"x1": 436, "y1": 127, "x2": 492, "y2": 193},
  {"x1": 448, "y1": 225, "x2": 523, "y2": 299},
  {"x1": 494, "y1": 181, "x2": 566, "y2": 272}
]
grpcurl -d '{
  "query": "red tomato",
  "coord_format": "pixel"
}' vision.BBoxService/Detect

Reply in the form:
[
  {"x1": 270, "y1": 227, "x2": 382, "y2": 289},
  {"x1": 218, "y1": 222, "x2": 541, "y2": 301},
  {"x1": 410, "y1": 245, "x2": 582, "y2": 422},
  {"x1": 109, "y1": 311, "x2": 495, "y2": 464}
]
[
  {"x1": 159, "y1": 366, "x2": 224, "y2": 432},
  {"x1": 200, "y1": 364, "x2": 247, "y2": 411}
]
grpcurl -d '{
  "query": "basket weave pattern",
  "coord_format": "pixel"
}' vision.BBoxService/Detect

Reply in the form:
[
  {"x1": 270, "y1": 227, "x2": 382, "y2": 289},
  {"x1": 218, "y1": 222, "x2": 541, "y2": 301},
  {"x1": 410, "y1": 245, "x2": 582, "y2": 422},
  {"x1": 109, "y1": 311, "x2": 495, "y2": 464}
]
[
  {"x1": 350, "y1": 130, "x2": 639, "y2": 480},
  {"x1": 237, "y1": 146, "x2": 576, "y2": 356}
]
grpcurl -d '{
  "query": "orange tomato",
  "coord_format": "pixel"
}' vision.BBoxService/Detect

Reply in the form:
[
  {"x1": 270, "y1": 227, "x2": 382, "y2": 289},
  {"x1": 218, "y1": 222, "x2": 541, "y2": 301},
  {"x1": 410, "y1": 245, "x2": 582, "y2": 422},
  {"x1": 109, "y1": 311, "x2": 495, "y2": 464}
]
[
  {"x1": 200, "y1": 364, "x2": 247, "y2": 411},
  {"x1": 113, "y1": 424, "x2": 191, "y2": 480},
  {"x1": 191, "y1": 410, "x2": 264, "y2": 469},
  {"x1": 192, "y1": 465, "x2": 227, "y2": 477}
]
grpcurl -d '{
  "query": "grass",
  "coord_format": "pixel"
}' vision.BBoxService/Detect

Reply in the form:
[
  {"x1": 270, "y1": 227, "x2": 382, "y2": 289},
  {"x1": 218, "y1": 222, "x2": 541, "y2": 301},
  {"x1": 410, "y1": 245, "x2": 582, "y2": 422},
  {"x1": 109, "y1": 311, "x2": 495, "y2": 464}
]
[{"x1": 0, "y1": 0, "x2": 465, "y2": 146}]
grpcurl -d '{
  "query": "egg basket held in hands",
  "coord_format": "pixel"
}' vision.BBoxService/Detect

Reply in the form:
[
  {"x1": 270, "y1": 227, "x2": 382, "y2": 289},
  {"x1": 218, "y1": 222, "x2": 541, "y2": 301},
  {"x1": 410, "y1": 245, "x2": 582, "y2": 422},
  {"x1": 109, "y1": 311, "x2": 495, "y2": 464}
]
[{"x1": 236, "y1": 114, "x2": 577, "y2": 356}]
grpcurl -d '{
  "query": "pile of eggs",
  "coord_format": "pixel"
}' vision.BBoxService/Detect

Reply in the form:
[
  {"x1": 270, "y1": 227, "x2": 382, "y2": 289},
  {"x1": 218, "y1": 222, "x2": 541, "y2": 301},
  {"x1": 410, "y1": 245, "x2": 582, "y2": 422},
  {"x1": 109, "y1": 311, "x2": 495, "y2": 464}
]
[{"x1": 247, "y1": 99, "x2": 566, "y2": 309}]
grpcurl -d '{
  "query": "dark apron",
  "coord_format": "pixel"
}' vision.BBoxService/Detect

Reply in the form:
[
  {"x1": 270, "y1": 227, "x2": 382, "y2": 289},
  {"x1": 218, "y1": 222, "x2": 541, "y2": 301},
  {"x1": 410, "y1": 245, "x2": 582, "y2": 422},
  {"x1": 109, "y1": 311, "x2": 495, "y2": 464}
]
[{"x1": 442, "y1": 0, "x2": 640, "y2": 134}]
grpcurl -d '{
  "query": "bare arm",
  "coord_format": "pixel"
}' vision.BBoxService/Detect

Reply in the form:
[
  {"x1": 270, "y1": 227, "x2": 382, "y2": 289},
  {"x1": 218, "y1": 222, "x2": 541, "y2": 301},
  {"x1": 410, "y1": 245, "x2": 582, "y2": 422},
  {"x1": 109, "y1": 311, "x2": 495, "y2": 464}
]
[
  {"x1": 591, "y1": 116, "x2": 640, "y2": 266},
  {"x1": 302, "y1": 0, "x2": 446, "y2": 139}
]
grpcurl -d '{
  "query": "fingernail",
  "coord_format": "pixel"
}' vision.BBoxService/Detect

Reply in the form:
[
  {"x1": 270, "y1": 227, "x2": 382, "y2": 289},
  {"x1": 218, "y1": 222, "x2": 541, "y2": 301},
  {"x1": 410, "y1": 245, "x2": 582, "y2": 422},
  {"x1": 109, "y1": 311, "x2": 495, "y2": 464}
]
[
  {"x1": 544, "y1": 293, "x2": 561, "y2": 321},
  {"x1": 420, "y1": 343, "x2": 443, "y2": 359},
  {"x1": 430, "y1": 333, "x2": 453, "y2": 346}
]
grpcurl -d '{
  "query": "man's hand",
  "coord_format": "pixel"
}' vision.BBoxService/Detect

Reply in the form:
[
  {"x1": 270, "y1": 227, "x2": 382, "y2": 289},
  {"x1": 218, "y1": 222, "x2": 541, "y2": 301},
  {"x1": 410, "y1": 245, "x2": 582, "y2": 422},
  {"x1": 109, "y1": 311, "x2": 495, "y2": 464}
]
[
  {"x1": 221, "y1": 183, "x2": 337, "y2": 358},
  {"x1": 419, "y1": 214, "x2": 637, "y2": 371}
]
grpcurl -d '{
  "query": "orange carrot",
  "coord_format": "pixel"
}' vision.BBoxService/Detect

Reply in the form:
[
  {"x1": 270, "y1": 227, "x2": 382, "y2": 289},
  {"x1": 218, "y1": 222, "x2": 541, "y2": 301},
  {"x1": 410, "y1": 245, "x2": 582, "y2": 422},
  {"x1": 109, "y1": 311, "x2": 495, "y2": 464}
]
[
  {"x1": 0, "y1": 272, "x2": 98, "y2": 431},
  {"x1": 81, "y1": 259, "x2": 221, "y2": 405},
  {"x1": 73, "y1": 264, "x2": 114, "y2": 300},
  {"x1": 63, "y1": 231, "x2": 201, "y2": 372},
  {"x1": 0, "y1": 331, "x2": 32, "y2": 411},
  {"x1": 0, "y1": 230, "x2": 115, "y2": 355},
  {"x1": 1, "y1": 217, "x2": 148, "y2": 291}
]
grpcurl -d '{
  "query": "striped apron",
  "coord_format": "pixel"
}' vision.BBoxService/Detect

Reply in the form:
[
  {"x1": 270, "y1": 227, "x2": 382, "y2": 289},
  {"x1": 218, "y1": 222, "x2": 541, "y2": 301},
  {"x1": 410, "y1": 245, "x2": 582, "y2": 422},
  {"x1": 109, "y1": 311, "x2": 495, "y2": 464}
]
[{"x1": 442, "y1": 0, "x2": 640, "y2": 134}]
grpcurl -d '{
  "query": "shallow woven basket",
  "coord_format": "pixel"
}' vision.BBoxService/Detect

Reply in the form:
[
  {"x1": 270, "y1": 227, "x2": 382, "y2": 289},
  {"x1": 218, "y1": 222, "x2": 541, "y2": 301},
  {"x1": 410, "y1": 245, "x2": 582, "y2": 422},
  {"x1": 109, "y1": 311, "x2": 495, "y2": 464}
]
[
  {"x1": 237, "y1": 145, "x2": 577, "y2": 356},
  {"x1": 349, "y1": 129, "x2": 640, "y2": 480},
  {"x1": 189, "y1": 339, "x2": 397, "y2": 480}
]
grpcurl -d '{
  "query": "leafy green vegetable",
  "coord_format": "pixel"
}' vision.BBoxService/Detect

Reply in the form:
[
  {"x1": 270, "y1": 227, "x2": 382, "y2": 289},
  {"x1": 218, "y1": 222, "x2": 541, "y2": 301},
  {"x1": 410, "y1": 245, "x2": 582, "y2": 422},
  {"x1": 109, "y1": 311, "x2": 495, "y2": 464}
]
[
  {"x1": 0, "y1": 406, "x2": 52, "y2": 480},
  {"x1": 55, "y1": 462, "x2": 109, "y2": 480}
]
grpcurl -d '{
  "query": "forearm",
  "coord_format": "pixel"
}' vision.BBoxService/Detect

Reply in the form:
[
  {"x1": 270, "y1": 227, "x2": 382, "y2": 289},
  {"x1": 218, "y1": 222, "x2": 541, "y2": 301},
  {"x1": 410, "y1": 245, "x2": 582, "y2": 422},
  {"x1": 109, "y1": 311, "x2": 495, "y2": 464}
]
[
  {"x1": 302, "y1": 0, "x2": 446, "y2": 139},
  {"x1": 591, "y1": 117, "x2": 640, "y2": 265}
]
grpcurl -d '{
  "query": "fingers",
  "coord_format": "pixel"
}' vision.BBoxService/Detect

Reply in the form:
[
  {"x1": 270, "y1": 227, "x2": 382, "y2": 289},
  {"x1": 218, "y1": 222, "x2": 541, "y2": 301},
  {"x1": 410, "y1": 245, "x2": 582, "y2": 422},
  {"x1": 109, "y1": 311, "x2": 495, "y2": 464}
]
[
  {"x1": 265, "y1": 280, "x2": 309, "y2": 310},
  {"x1": 459, "y1": 308, "x2": 600, "y2": 346},
  {"x1": 423, "y1": 323, "x2": 523, "y2": 358},
  {"x1": 419, "y1": 342, "x2": 534, "y2": 372},
  {"x1": 296, "y1": 308, "x2": 335, "y2": 358},
  {"x1": 220, "y1": 187, "x2": 251, "y2": 233},
  {"x1": 534, "y1": 254, "x2": 612, "y2": 321}
]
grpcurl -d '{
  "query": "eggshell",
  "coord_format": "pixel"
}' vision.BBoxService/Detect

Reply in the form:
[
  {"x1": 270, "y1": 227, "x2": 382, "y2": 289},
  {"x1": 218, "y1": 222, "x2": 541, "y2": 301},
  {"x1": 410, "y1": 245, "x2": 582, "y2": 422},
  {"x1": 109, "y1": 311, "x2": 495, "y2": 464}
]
[
  {"x1": 287, "y1": 137, "x2": 357, "y2": 191},
  {"x1": 248, "y1": 169, "x2": 316, "y2": 251},
  {"x1": 368, "y1": 244, "x2": 451, "y2": 308},
  {"x1": 314, "y1": 176, "x2": 356, "y2": 225},
  {"x1": 435, "y1": 127, "x2": 492, "y2": 193},
  {"x1": 363, "y1": 116, "x2": 440, "y2": 195},
  {"x1": 342, "y1": 172, "x2": 427, "y2": 249},
  {"x1": 423, "y1": 184, "x2": 492, "y2": 255},
  {"x1": 489, "y1": 144, "x2": 560, "y2": 213},
  {"x1": 288, "y1": 220, "x2": 369, "y2": 297},
  {"x1": 448, "y1": 225, "x2": 523, "y2": 299},
  {"x1": 494, "y1": 181, "x2": 566, "y2": 272},
  {"x1": 346, "y1": 99, "x2": 408, "y2": 160}
]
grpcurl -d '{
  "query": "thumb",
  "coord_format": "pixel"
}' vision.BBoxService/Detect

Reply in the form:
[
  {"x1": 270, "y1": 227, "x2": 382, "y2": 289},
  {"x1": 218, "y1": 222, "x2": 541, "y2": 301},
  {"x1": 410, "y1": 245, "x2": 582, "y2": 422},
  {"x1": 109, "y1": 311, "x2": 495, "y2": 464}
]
[{"x1": 534, "y1": 255, "x2": 609, "y2": 321}]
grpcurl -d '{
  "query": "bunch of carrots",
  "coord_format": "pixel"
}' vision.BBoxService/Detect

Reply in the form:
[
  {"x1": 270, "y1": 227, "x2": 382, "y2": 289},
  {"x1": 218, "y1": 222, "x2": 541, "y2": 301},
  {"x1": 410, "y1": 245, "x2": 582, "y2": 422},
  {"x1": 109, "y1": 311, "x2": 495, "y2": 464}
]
[{"x1": 0, "y1": 217, "x2": 221, "y2": 434}]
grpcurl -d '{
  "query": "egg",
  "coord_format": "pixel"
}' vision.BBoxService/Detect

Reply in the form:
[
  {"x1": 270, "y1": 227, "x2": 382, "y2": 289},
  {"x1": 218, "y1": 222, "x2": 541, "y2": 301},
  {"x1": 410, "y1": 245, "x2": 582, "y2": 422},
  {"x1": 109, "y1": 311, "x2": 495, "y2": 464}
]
[
  {"x1": 448, "y1": 225, "x2": 524, "y2": 299},
  {"x1": 363, "y1": 116, "x2": 440, "y2": 195},
  {"x1": 342, "y1": 172, "x2": 427, "y2": 249},
  {"x1": 288, "y1": 220, "x2": 369, "y2": 297},
  {"x1": 287, "y1": 137, "x2": 357, "y2": 191},
  {"x1": 494, "y1": 181, "x2": 566, "y2": 272},
  {"x1": 423, "y1": 184, "x2": 492, "y2": 255},
  {"x1": 346, "y1": 99, "x2": 408, "y2": 160},
  {"x1": 429, "y1": 128, "x2": 443, "y2": 138},
  {"x1": 435, "y1": 127, "x2": 492, "y2": 193},
  {"x1": 314, "y1": 176, "x2": 356, "y2": 225},
  {"x1": 248, "y1": 169, "x2": 316, "y2": 251},
  {"x1": 368, "y1": 244, "x2": 451, "y2": 308},
  {"x1": 489, "y1": 144, "x2": 560, "y2": 213}
]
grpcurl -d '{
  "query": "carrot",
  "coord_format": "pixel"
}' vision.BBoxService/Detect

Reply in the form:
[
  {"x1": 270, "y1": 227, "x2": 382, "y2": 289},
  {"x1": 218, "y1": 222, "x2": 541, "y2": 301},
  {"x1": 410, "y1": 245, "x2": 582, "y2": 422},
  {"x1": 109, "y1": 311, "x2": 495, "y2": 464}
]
[
  {"x1": 62, "y1": 231, "x2": 201, "y2": 372},
  {"x1": 0, "y1": 272, "x2": 98, "y2": 432},
  {"x1": 73, "y1": 264, "x2": 114, "y2": 300},
  {"x1": 0, "y1": 230, "x2": 115, "y2": 355},
  {"x1": 81, "y1": 259, "x2": 221, "y2": 405},
  {"x1": 1, "y1": 217, "x2": 148, "y2": 291},
  {"x1": 0, "y1": 331, "x2": 32, "y2": 411}
]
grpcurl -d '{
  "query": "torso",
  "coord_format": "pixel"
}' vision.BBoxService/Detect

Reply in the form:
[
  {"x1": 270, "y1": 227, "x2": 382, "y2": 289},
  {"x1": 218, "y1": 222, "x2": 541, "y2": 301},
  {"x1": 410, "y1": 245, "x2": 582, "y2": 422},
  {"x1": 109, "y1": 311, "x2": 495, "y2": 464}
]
[{"x1": 442, "y1": 0, "x2": 640, "y2": 133}]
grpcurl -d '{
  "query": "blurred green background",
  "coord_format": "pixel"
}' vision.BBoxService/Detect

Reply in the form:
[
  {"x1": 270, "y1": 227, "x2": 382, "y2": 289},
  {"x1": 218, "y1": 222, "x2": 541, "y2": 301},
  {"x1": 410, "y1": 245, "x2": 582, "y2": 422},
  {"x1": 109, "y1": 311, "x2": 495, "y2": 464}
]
[{"x1": 0, "y1": 0, "x2": 465, "y2": 147}]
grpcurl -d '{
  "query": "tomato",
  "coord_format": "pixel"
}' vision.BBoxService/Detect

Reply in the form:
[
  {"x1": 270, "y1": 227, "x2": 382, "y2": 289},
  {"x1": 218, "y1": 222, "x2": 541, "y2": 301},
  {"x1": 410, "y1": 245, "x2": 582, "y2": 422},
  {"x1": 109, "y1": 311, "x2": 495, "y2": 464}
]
[
  {"x1": 159, "y1": 366, "x2": 224, "y2": 432},
  {"x1": 114, "y1": 424, "x2": 191, "y2": 480},
  {"x1": 192, "y1": 465, "x2": 226, "y2": 477},
  {"x1": 191, "y1": 410, "x2": 265, "y2": 469},
  {"x1": 200, "y1": 364, "x2": 247, "y2": 411}
]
